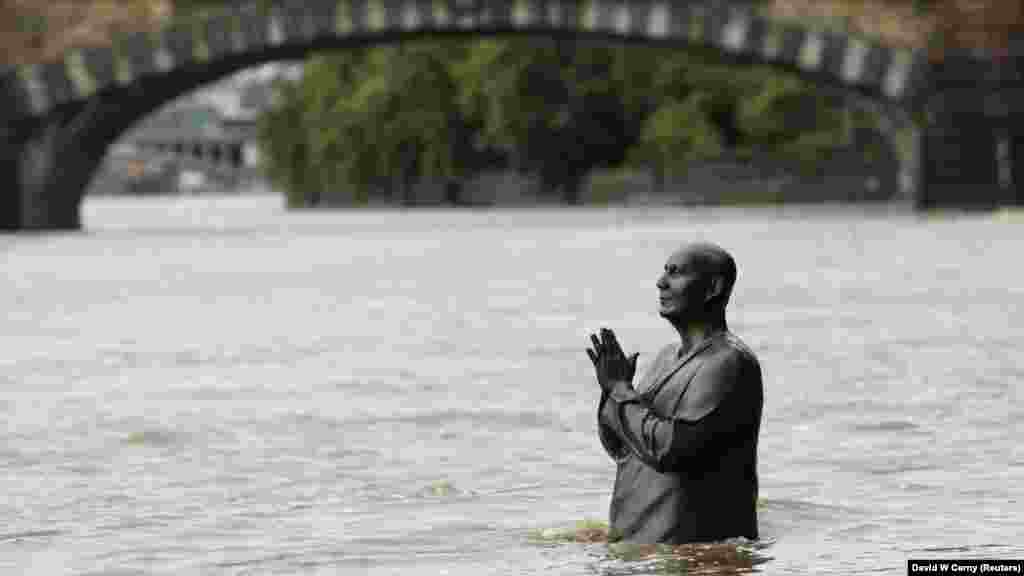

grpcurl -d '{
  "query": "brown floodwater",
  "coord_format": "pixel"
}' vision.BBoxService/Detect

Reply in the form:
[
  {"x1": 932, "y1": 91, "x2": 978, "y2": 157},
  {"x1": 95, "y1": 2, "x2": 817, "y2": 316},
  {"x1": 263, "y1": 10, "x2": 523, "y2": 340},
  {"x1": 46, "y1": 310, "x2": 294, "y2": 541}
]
[{"x1": 2, "y1": 195, "x2": 1021, "y2": 575}]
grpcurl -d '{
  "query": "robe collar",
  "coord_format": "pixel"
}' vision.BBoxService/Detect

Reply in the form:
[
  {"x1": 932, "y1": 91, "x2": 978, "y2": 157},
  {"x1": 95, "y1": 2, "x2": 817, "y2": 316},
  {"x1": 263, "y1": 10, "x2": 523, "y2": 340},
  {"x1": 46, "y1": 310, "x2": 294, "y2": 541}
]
[{"x1": 639, "y1": 331, "x2": 728, "y2": 401}]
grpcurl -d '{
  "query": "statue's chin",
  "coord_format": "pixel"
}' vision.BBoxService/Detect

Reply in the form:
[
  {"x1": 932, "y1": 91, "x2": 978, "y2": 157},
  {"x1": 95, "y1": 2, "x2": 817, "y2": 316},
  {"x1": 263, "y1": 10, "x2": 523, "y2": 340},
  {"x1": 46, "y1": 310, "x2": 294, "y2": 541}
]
[{"x1": 659, "y1": 308, "x2": 691, "y2": 326}]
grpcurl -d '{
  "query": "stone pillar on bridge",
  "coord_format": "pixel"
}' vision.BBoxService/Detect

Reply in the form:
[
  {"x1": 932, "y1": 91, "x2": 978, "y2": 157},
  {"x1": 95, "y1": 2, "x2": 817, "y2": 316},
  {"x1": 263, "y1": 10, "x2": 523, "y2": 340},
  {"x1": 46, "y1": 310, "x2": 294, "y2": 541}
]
[
  {"x1": 2, "y1": 104, "x2": 113, "y2": 231},
  {"x1": 1001, "y1": 41, "x2": 1024, "y2": 206},
  {"x1": 920, "y1": 45, "x2": 1024, "y2": 209},
  {"x1": 0, "y1": 121, "x2": 25, "y2": 231}
]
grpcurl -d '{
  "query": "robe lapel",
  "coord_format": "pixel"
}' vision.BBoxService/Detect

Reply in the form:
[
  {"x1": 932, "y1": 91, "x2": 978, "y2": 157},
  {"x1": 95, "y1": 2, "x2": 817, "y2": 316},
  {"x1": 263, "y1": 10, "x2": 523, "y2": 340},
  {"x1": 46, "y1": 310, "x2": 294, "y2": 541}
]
[{"x1": 639, "y1": 335, "x2": 720, "y2": 401}]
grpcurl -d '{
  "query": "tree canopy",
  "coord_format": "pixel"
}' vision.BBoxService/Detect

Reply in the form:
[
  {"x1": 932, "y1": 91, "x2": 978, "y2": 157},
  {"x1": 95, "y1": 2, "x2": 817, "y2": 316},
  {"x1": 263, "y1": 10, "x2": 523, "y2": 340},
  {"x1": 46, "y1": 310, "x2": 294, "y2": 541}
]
[{"x1": 258, "y1": 37, "x2": 888, "y2": 206}]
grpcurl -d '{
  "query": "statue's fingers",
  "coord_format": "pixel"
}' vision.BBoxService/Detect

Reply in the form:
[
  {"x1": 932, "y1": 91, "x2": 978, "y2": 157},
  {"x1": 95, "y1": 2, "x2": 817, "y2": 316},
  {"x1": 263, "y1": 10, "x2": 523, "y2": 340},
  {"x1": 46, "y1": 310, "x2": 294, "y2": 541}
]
[
  {"x1": 586, "y1": 348, "x2": 598, "y2": 366},
  {"x1": 605, "y1": 329, "x2": 625, "y2": 358},
  {"x1": 590, "y1": 333, "x2": 602, "y2": 353},
  {"x1": 611, "y1": 332, "x2": 622, "y2": 353}
]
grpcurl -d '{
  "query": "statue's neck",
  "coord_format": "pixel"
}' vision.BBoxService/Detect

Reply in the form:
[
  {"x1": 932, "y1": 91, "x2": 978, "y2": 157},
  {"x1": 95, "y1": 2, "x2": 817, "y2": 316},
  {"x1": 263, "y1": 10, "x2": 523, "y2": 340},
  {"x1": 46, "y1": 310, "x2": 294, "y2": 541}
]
[{"x1": 673, "y1": 315, "x2": 727, "y2": 357}]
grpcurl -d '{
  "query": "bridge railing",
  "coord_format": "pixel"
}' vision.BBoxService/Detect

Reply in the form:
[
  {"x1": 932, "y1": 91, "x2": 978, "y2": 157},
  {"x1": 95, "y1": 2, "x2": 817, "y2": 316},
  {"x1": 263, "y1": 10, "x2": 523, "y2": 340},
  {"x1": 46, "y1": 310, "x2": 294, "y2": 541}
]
[{"x1": 1, "y1": 0, "x2": 933, "y2": 125}]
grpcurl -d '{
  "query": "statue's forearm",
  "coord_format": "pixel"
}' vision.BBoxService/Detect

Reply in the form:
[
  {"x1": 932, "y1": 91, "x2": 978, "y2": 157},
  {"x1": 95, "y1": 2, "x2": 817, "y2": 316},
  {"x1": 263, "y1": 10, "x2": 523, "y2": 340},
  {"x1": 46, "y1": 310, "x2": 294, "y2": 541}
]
[
  {"x1": 597, "y1": 391, "x2": 628, "y2": 460},
  {"x1": 601, "y1": 394, "x2": 729, "y2": 474}
]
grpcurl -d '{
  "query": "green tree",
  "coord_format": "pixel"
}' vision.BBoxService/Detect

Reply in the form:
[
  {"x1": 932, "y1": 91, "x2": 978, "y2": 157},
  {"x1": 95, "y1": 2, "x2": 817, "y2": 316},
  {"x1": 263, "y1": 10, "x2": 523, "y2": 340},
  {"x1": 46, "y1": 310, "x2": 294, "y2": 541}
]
[
  {"x1": 259, "y1": 37, "x2": 890, "y2": 207},
  {"x1": 454, "y1": 38, "x2": 644, "y2": 204},
  {"x1": 623, "y1": 46, "x2": 872, "y2": 180},
  {"x1": 297, "y1": 41, "x2": 496, "y2": 205},
  {"x1": 257, "y1": 75, "x2": 315, "y2": 208},
  {"x1": 257, "y1": 42, "x2": 469, "y2": 206}
]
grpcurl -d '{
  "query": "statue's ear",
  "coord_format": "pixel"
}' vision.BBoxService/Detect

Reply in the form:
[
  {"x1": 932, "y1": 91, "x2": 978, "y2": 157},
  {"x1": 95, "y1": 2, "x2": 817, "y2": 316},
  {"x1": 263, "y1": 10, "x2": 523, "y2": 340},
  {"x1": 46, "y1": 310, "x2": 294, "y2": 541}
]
[{"x1": 705, "y1": 275, "x2": 724, "y2": 303}]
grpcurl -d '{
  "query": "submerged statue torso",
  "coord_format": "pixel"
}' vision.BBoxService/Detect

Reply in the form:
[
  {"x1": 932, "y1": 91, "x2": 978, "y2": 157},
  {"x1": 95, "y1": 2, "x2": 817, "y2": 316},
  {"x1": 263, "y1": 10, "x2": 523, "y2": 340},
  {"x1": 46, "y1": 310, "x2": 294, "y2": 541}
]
[{"x1": 598, "y1": 331, "x2": 763, "y2": 544}]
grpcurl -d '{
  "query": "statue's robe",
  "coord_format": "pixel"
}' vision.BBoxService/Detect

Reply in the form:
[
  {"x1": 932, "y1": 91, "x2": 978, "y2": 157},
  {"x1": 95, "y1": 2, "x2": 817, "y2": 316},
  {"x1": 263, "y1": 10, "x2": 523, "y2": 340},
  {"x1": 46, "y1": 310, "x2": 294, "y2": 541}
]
[{"x1": 598, "y1": 331, "x2": 763, "y2": 544}]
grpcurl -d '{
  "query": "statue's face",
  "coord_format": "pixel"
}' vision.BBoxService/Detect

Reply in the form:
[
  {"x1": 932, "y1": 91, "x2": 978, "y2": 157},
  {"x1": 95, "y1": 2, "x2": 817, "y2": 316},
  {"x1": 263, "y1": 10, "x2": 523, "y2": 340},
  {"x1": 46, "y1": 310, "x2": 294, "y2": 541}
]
[{"x1": 656, "y1": 247, "x2": 712, "y2": 323}]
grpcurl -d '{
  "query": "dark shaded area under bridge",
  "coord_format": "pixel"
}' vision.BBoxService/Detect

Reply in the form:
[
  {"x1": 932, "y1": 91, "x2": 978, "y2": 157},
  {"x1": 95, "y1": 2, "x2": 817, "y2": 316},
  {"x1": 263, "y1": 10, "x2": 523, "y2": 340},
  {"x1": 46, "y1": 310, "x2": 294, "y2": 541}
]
[{"x1": 0, "y1": 0, "x2": 1022, "y2": 231}]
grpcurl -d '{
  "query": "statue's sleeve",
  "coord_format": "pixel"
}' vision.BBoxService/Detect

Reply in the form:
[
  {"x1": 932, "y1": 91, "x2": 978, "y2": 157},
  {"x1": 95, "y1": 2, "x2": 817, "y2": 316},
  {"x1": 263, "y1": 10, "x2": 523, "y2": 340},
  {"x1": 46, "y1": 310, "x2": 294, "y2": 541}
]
[
  {"x1": 597, "y1": 391, "x2": 629, "y2": 461},
  {"x1": 596, "y1": 346, "x2": 670, "y2": 462},
  {"x1": 599, "y1": 348, "x2": 761, "y2": 474}
]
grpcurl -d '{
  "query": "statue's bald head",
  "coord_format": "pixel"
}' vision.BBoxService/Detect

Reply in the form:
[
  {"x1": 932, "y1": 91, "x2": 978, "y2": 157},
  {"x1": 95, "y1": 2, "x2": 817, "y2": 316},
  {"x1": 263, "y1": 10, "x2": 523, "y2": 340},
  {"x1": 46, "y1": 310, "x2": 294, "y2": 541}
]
[{"x1": 675, "y1": 242, "x2": 738, "y2": 310}]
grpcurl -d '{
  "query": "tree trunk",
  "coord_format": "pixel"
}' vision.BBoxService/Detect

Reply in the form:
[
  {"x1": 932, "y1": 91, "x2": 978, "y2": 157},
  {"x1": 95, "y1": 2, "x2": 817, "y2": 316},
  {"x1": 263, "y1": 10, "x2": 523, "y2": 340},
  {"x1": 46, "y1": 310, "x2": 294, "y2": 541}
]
[
  {"x1": 563, "y1": 168, "x2": 583, "y2": 206},
  {"x1": 652, "y1": 162, "x2": 666, "y2": 194},
  {"x1": 445, "y1": 179, "x2": 460, "y2": 205},
  {"x1": 402, "y1": 153, "x2": 417, "y2": 206}
]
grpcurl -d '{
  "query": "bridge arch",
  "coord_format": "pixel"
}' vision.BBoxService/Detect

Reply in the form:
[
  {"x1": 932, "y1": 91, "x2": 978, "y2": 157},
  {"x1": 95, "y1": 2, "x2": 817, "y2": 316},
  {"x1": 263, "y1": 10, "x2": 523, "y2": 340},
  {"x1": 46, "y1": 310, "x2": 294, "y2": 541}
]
[{"x1": 1, "y1": 0, "x2": 931, "y2": 230}]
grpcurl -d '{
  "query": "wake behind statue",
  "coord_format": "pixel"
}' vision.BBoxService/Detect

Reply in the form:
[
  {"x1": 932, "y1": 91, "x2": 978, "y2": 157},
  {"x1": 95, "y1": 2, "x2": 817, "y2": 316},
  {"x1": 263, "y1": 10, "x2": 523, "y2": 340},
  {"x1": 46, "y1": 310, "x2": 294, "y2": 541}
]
[{"x1": 587, "y1": 242, "x2": 764, "y2": 544}]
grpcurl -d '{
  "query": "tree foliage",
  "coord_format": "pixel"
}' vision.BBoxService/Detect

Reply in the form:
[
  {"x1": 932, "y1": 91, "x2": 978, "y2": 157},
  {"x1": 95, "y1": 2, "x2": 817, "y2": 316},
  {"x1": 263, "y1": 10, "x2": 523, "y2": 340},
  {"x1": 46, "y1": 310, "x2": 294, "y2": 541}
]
[
  {"x1": 257, "y1": 76, "x2": 312, "y2": 208},
  {"x1": 257, "y1": 37, "x2": 889, "y2": 206},
  {"x1": 451, "y1": 38, "x2": 647, "y2": 203}
]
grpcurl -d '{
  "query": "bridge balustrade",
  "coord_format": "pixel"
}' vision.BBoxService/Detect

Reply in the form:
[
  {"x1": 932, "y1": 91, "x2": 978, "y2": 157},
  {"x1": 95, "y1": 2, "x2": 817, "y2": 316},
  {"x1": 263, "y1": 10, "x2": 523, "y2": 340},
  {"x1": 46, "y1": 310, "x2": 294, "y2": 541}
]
[{"x1": 0, "y1": 0, "x2": 1020, "y2": 230}]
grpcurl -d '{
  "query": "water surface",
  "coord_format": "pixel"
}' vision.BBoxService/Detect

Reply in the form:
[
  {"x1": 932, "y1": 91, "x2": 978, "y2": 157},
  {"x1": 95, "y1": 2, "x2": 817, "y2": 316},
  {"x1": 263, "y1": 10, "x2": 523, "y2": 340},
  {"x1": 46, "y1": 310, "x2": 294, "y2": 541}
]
[{"x1": 2, "y1": 195, "x2": 1021, "y2": 575}]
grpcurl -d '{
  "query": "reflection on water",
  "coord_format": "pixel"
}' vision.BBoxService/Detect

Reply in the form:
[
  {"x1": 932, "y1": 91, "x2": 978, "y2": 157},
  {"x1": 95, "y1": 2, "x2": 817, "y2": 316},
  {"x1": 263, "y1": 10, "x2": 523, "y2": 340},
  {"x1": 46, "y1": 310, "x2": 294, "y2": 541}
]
[{"x1": 2, "y1": 195, "x2": 1023, "y2": 575}]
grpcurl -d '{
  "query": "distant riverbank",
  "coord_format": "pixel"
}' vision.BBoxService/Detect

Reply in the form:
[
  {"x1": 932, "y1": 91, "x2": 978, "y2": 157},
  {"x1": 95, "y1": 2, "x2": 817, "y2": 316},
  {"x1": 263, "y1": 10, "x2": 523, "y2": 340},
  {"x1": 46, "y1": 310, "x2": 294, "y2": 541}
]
[
  {"x1": 298, "y1": 155, "x2": 905, "y2": 209},
  {"x1": 85, "y1": 150, "x2": 910, "y2": 207}
]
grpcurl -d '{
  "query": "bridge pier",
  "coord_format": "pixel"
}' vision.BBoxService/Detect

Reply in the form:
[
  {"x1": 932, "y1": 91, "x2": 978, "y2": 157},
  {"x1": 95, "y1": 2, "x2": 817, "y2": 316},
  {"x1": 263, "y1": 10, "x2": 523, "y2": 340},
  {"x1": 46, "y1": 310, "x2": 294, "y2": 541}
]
[
  {"x1": 1, "y1": 37, "x2": 277, "y2": 231},
  {"x1": 919, "y1": 48, "x2": 1024, "y2": 210},
  {"x1": 2, "y1": 106, "x2": 110, "y2": 231},
  {"x1": 1, "y1": 80, "x2": 195, "y2": 231},
  {"x1": 0, "y1": 122, "x2": 23, "y2": 231},
  {"x1": 18, "y1": 118, "x2": 84, "y2": 230}
]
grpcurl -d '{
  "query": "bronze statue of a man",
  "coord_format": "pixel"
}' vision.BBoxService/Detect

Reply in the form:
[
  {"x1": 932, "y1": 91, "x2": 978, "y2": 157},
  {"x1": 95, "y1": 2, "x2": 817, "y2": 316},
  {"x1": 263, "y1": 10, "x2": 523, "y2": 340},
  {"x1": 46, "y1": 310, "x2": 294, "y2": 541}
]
[{"x1": 587, "y1": 242, "x2": 764, "y2": 544}]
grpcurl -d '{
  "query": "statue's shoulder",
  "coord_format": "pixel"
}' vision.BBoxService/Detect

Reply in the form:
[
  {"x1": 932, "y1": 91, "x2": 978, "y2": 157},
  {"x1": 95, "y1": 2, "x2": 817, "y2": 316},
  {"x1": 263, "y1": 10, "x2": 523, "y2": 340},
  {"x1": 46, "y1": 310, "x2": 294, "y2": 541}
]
[
  {"x1": 675, "y1": 335, "x2": 762, "y2": 420},
  {"x1": 718, "y1": 332, "x2": 761, "y2": 368},
  {"x1": 689, "y1": 334, "x2": 761, "y2": 386}
]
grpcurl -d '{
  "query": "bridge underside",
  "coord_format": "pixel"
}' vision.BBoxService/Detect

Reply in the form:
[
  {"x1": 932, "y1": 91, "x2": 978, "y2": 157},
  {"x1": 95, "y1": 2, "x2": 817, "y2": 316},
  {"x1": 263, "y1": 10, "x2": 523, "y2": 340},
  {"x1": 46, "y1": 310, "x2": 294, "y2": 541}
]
[
  {"x1": 0, "y1": 0, "x2": 1019, "y2": 230},
  {"x1": 1, "y1": 51, "x2": 259, "y2": 230}
]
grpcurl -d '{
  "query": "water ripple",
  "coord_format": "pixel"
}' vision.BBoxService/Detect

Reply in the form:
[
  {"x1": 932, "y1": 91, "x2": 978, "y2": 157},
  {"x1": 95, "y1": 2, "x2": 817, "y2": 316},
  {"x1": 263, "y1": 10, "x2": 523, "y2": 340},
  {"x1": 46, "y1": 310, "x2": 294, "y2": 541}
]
[
  {"x1": 5, "y1": 199, "x2": 1022, "y2": 575},
  {"x1": 0, "y1": 529, "x2": 65, "y2": 542}
]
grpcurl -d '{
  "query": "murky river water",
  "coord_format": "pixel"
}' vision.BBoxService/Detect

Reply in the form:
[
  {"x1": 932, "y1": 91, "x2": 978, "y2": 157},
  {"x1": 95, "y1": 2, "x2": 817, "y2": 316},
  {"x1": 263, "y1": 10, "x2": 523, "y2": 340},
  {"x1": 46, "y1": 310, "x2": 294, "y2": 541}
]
[{"x1": 2, "y1": 194, "x2": 1022, "y2": 575}]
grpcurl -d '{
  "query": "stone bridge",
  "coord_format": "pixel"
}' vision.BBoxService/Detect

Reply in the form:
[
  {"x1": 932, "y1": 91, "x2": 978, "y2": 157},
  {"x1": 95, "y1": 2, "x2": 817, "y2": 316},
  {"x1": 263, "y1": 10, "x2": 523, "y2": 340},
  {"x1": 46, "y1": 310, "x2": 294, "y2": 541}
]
[{"x1": 0, "y1": 0, "x2": 1016, "y2": 230}]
